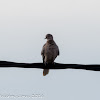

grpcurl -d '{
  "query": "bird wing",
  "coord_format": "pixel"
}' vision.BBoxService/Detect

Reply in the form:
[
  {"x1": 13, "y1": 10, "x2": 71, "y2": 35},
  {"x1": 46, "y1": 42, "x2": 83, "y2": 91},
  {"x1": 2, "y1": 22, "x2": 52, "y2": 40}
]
[
  {"x1": 53, "y1": 45, "x2": 59, "y2": 59},
  {"x1": 41, "y1": 44, "x2": 46, "y2": 63},
  {"x1": 57, "y1": 46, "x2": 60, "y2": 56}
]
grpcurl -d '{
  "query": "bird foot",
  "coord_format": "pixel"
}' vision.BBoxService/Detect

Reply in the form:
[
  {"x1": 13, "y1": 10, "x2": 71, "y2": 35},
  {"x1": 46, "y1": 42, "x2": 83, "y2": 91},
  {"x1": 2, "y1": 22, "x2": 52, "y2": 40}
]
[
  {"x1": 52, "y1": 62, "x2": 55, "y2": 65},
  {"x1": 44, "y1": 62, "x2": 48, "y2": 66}
]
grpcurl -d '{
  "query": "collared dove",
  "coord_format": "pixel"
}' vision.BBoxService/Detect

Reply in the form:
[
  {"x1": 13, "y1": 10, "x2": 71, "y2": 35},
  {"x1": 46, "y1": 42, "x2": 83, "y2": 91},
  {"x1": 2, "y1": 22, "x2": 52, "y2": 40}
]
[{"x1": 41, "y1": 34, "x2": 59, "y2": 76}]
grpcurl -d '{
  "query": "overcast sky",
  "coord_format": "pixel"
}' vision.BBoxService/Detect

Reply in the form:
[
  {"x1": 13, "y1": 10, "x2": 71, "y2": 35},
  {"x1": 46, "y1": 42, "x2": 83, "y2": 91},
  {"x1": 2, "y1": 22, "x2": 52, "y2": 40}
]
[{"x1": 0, "y1": 0, "x2": 100, "y2": 100}]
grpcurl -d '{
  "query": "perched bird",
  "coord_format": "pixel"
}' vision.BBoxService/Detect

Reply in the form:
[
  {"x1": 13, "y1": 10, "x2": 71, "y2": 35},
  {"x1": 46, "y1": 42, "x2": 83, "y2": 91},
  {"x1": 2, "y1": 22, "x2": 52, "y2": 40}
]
[{"x1": 41, "y1": 34, "x2": 59, "y2": 76}]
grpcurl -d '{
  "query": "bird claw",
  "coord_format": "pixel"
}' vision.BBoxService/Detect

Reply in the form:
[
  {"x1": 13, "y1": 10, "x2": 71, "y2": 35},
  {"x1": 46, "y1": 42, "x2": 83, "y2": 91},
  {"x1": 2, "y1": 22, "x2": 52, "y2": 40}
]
[
  {"x1": 44, "y1": 62, "x2": 48, "y2": 66},
  {"x1": 52, "y1": 62, "x2": 55, "y2": 65}
]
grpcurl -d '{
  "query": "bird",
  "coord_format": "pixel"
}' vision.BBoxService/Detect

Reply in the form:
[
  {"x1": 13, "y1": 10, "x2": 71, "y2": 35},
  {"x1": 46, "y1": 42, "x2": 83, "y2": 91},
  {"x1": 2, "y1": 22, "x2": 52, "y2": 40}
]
[{"x1": 41, "y1": 34, "x2": 59, "y2": 76}]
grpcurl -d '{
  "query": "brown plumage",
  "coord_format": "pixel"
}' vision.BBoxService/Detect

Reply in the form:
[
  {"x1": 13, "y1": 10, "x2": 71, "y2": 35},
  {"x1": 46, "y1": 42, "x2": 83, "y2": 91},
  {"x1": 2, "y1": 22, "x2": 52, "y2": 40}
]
[{"x1": 41, "y1": 34, "x2": 59, "y2": 76}]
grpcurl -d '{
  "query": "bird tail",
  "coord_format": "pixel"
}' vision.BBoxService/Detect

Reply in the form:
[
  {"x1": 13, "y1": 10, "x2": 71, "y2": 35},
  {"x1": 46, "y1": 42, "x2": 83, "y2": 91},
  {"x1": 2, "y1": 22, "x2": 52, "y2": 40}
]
[{"x1": 43, "y1": 69, "x2": 49, "y2": 76}]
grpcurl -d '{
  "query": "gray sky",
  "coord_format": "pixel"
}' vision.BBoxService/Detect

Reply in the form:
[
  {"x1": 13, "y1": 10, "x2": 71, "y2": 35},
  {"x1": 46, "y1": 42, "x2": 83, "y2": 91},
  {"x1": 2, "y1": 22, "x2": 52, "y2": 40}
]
[{"x1": 0, "y1": 0, "x2": 100, "y2": 100}]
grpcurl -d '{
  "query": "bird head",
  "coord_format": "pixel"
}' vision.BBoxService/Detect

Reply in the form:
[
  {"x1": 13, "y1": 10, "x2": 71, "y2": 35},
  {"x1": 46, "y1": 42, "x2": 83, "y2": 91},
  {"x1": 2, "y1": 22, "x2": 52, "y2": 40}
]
[{"x1": 45, "y1": 34, "x2": 53, "y2": 40}]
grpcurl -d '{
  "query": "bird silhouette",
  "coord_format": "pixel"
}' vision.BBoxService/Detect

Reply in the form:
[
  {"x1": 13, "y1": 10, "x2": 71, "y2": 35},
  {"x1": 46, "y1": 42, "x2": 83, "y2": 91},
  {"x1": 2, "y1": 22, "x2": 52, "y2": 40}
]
[{"x1": 41, "y1": 34, "x2": 59, "y2": 76}]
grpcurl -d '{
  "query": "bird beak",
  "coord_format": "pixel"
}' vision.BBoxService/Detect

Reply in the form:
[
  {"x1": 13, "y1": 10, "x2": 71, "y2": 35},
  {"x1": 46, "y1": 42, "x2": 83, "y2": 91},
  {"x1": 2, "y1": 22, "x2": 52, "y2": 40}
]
[{"x1": 45, "y1": 37, "x2": 46, "y2": 39}]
